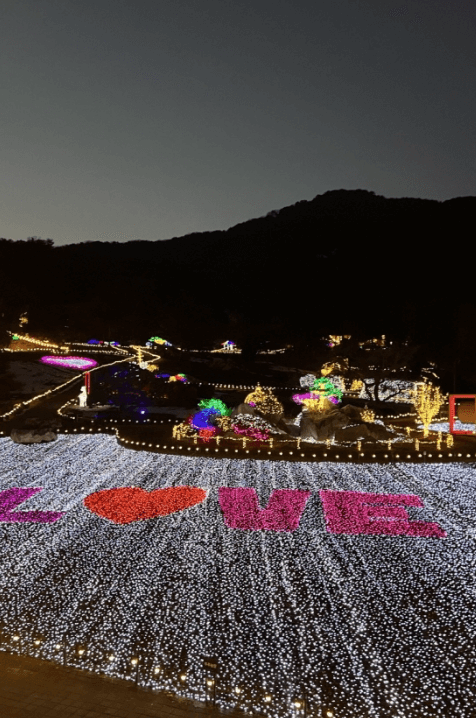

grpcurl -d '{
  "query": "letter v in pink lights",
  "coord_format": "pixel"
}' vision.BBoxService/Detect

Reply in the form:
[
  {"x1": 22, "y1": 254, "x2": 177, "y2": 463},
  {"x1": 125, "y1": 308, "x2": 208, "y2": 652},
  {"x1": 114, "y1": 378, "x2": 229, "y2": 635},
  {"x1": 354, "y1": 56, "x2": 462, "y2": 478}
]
[
  {"x1": 319, "y1": 490, "x2": 446, "y2": 538},
  {"x1": 218, "y1": 488, "x2": 311, "y2": 532},
  {"x1": 0, "y1": 488, "x2": 65, "y2": 524}
]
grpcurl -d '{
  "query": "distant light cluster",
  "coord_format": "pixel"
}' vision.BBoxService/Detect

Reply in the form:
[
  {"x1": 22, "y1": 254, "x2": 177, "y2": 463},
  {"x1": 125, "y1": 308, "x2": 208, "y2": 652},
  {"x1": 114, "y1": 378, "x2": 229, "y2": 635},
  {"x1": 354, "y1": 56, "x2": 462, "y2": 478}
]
[{"x1": 0, "y1": 435, "x2": 474, "y2": 718}]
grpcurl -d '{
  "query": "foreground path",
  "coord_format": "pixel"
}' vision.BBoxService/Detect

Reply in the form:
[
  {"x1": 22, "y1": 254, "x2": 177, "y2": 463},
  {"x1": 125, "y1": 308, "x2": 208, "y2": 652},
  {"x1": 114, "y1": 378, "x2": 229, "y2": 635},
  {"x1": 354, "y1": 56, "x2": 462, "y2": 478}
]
[{"x1": 0, "y1": 650, "x2": 231, "y2": 718}]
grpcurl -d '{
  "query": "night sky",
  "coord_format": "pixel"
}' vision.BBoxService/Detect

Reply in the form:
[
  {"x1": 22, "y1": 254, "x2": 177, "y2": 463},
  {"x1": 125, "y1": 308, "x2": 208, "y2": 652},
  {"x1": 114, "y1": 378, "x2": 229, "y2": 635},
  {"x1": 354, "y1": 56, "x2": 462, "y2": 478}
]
[{"x1": 2, "y1": 0, "x2": 475, "y2": 245}]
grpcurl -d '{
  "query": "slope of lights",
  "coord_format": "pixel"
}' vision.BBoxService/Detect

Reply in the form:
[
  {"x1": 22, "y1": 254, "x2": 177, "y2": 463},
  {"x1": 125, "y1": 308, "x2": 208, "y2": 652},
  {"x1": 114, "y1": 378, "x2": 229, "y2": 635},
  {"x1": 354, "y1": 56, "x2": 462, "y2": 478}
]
[
  {"x1": 419, "y1": 419, "x2": 471, "y2": 433},
  {"x1": 0, "y1": 435, "x2": 474, "y2": 718}
]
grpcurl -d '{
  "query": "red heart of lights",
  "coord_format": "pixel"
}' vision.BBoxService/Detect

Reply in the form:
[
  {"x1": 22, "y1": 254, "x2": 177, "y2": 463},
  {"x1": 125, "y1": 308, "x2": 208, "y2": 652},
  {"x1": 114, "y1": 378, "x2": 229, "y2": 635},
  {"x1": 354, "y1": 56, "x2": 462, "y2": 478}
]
[{"x1": 83, "y1": 486, "x2": 207, "y2": 524}]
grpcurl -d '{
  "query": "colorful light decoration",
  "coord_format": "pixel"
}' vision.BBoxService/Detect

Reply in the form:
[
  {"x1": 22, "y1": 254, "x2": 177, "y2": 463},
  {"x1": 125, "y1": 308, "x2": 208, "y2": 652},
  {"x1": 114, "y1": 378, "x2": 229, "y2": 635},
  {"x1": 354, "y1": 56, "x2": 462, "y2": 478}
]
[
  {"x1": 149, "y1": 337, "x2": 172, "y2": 346},
  {"x1": 311, "y1": 376, "x2": 343, "y2": 401},
  {"x1": 0, "y1": 434, "x2": 471, "y2": 718},
  {"x1": 293, "y1": 376, "x2": 342, "y2": 410},
  {"x1": 191, "y1": 408, "x2": 220, "y2": 429},
  {"x1": 40, "y1": 356, "x2": 98, "y2": 370},
  {"x1": 198, "y1": 398, "x2": 231, "y2": 416},
  {"x1": 231, "y1": 413, "x2": 279, "y2": 441},
  {"x1": 198, "y1": 427, "x2": 217, "y2": 442}
]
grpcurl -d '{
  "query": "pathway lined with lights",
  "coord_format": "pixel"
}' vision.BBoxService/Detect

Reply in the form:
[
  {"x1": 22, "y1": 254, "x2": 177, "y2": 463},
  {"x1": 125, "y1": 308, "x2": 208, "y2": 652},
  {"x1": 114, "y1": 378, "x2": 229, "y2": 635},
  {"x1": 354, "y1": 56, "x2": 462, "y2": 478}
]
[{"x1": 0, "y1": 434, "x2": 474, "y2": 718}]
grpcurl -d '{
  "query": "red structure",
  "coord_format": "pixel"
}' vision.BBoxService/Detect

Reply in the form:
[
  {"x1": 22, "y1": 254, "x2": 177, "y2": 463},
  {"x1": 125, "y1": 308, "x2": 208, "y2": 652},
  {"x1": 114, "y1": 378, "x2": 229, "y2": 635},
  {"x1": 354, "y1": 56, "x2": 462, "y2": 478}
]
[
  {"x1": 85, "y1": 371, "x2": 91, "y2": 395},
  {"x1": 449, "y1": 394, "x2": 475, "y2": 435}
]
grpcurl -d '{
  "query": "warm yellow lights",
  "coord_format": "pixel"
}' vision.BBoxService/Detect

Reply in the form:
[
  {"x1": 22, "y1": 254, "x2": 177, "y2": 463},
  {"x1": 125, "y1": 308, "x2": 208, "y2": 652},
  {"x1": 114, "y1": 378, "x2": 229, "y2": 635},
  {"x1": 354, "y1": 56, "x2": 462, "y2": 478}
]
[
  {"x1": 362, "y1": 405, "x2": 375, "y2": 423},
  {"x1": 216, "y1": 415, "x2": 232, "y2": 433},
  {"x1": 244, "y1": 384, "x2": 283, "y2": 416},
  {"x1": 302, "y1": 395, "x2": 333, "y2": 414},
  {"x1": 412, "y1": 381, "x2": 445, "y2": 438}
]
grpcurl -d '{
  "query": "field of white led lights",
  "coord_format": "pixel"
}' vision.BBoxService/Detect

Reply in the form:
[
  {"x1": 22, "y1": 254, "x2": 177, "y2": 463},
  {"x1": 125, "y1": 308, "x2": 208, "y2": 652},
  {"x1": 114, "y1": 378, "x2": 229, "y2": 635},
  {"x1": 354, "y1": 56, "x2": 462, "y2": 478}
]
[{"x1": 0, "y1": 434, "x2": 474, "y2": 718}]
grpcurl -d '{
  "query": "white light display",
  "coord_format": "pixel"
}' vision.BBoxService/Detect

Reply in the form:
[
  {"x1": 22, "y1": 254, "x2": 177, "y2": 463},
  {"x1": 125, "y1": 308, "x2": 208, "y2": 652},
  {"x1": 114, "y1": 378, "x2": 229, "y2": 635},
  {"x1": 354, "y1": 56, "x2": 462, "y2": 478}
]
[
  {"x1": 0, "y1": 434, "x2": 474, "y2": 718},
  {"x1": 358, "y1": 379, "x2": 416, "y2": 403}
]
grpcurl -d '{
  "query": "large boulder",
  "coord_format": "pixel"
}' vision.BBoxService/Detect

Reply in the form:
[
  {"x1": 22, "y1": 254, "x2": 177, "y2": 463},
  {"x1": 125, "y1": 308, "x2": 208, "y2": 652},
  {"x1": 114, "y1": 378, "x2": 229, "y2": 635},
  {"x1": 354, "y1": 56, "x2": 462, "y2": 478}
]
[
  {"x1": 334, "y1": 424, "x2": 373, "y2": 442},
  {"x1": 308, "y1": 410, "x2": 353, "y2": 440},
  {"x1": 366, "y1": 422, "x2": 396, "y2": 440},
  {"x1": 283, "y1": 422, "x2": 300, "y2": 438},
  {"x1": 22, "y1": 417, "x2": 61, "y2": 430},
  {"x1": 274, "y1": 416, "x2": 293, "y2": 434},
  {"x1": 231, "y1": 403, "x2": 257, "y2": 418},
  {"x1": 340, "y1": 404, "x2": 364, "y2": 422},
  {"x1": 10, "y1": 427, "x2": 57, "y2": 444},
  {"x1": 300, "y1": 416, "x2": 318, "y2": 442}
]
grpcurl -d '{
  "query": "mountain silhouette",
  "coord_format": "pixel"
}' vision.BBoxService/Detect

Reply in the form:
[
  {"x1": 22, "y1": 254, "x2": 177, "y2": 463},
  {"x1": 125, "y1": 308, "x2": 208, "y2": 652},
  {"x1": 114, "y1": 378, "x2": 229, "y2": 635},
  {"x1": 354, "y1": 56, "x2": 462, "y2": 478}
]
[{"x1": 0, "y1": 189, "x2": 473, "y2": 346}]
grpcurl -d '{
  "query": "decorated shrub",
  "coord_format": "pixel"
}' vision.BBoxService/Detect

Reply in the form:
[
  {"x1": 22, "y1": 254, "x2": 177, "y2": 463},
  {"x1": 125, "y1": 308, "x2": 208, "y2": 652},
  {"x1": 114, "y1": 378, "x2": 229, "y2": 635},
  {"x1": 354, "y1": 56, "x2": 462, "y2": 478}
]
[
  {"x1": 231, "y1": 414, "x2": 280, "y2": 442},
  {"x1": 173, "y1": 398, "x2": 232, "y2": 441},
  {"x1": 293, "y1": 376, "x2": 343, "y2": 414},
  {"x1": 244, "y1": 384, "x2": 283, "y2": 416}
]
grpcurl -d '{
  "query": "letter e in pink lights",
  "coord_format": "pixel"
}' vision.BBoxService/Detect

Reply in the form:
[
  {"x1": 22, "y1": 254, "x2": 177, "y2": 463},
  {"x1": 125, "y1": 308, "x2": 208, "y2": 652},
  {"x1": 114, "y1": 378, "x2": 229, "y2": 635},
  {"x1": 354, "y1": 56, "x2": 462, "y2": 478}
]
[{"x1": 319, "y1": 490, "x2": 446, "y2": 538}]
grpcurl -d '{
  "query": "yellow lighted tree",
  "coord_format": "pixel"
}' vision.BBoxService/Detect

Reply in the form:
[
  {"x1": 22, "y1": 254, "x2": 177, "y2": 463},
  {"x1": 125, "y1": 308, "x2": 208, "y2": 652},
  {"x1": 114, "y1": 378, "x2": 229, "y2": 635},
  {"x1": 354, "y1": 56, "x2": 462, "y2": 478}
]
[
  {"x1": 412, "y1": 381, "x2": 445, "y2": 437},
  {"x1": 245, "y1": 384, "x2": 283, "y2": 416}
]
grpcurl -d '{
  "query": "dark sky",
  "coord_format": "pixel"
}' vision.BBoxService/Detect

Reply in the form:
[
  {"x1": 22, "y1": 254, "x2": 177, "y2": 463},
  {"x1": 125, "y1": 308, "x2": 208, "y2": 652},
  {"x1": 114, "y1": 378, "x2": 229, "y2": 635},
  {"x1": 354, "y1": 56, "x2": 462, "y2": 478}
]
[{"x1": 2, "y1": 0, "x2": 475, "y2": 245}]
